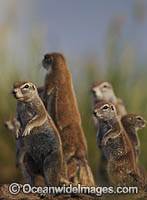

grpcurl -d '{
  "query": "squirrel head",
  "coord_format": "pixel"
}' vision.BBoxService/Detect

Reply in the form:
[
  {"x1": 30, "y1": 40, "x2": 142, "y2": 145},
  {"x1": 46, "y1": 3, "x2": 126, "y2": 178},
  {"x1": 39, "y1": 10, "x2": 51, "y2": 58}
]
[
  {"x1": 12, "y1": 81, "x2": 37, "y2": 103},
  {"x1": 121, "y1": 114, "x2": 146, "y2": 130},
  {"x1": 42, "y1": 52, "x2": 66, "y2": 73},
  {"x1": 91, "y1": 81, "x2": 117, "y2": 104},
  {"x1": 93, "y1": 101, "x2": 117, "y2": 121}
]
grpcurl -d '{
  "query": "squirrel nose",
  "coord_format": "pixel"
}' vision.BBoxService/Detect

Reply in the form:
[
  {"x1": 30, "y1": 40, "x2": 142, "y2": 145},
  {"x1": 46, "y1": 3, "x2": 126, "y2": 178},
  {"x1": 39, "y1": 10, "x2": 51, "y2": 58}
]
[
  {"x1": 12, "y1": 91, "x2": 16, "y2": 95},
  {"x1": 92, "y1": 90, "x2": 96, "y2": 95},
  {"x1": 93, "y1": 110, "x2": 97, "y2": 116},
  {"x1": 4, "y1": 122, "x2": 8, "y2": 129},
  {"x1": 12, "y1": 90, "x2": 17, "y2": 97}
]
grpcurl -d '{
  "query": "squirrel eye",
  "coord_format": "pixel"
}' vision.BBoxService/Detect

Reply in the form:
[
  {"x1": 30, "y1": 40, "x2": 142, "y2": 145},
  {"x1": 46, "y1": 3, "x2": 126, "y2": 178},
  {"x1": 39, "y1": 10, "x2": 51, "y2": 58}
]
[
  {"x1": 102, "y1": 105, "x2": 109, "y2": 110},
  {"x1": 137, "y1": 117, "x2": 142, "y2": 121},
  {"x1": 103, "y1": 85, "x2": 108, "y2": 88},
  {"x1": 23, "y1": 84, "x2": 29, "y2": 89}
]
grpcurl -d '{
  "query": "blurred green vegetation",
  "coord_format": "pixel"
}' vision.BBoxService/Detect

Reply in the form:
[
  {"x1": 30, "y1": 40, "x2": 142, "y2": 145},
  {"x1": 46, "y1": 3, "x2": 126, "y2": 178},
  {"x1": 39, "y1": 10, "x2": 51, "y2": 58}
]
[{"x1": 0, "y1": 2, "x2": 147, "y2": 186}]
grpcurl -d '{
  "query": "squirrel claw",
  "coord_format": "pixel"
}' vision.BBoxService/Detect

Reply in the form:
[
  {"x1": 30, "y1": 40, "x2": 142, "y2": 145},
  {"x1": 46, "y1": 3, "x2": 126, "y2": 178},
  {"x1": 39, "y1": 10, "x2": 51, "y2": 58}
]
[{"x1": 22, "y1": 128, "x2": 30, "y2": 137}]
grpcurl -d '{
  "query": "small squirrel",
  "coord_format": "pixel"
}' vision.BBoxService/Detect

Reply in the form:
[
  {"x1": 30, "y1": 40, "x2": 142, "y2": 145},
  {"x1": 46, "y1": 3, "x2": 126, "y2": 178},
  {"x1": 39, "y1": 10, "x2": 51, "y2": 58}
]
[
  {"x1": 41, "y1": 52, "x2": 95, "y2": 185},
  {"x1": 91, "y1": 81, "x2": 127, "y2": 123},
  {"x1": 12, "y1": 81, "x2": 67, "y2": 186},
  {"x1": 4, "y1": 116, "x2": 22, "y2": 168},
  {"x1": 91, "y1": 81, "x2": 127, "y2": 185},
  {"x1": 121, "y1": 114, "x2": 146, "y2": 161},
  {"x1": 5, "y1": 116, "x2": 16, "y2": 131},
  {"x1": 93, "y1": 102, "x2": 142, "y2": 186}
]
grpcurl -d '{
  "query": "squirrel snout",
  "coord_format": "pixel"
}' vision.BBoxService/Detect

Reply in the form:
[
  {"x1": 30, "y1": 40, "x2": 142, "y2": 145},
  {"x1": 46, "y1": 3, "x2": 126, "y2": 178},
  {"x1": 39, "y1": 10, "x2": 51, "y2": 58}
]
[
  {"x1": 12, "y1": 90, "x2": 17, "y2": 98},
  {"x1": 91, "y1": 90, "x2": 96, "y2": 95},
  {"x1": 93, "y1": 110, "x2": 97, "y2": 116},
  {"x1": 4, "y1": 122, "x2": 8, "y2": 129}
]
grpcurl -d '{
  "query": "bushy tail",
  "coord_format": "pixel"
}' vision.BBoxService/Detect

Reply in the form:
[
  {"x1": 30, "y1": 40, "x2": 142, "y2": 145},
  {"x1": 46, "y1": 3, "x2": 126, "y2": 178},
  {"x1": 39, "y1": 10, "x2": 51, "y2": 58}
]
[{"x1": 78, "y1": 160, "x2": 95, "y2": 186}]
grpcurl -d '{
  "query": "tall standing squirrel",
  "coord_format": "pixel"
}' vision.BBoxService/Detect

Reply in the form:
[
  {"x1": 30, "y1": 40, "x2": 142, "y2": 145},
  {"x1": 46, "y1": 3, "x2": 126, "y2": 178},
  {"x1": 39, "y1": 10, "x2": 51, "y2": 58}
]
[
  {"x1": 41, "y1": 52, "x2": 95, "y2": 185},
  {"x1": 121, "y1": 114, "x2": 146, "y2": 161},
  {"x1": 93, "y1": 102, "x2": 143, "y2": 186},
  {"x1": 5, "y1": 85, "x2": 47, "y2": 168},
  {"x1": 91, "y1": 81, "x2": 127, "y2": 185},
  {"x1": 5, "y1": 86, "x2": 45, "y2": 168},
  {"x1": 12, "y1": 81, "x2": 66, "y2": 186}
]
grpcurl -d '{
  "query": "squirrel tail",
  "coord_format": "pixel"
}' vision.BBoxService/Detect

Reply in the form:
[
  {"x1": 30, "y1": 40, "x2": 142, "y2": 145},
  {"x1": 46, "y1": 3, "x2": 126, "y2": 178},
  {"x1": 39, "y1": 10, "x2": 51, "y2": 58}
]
[{"x1": 78, "y1": 160, "x2": 95, "y2": 186}]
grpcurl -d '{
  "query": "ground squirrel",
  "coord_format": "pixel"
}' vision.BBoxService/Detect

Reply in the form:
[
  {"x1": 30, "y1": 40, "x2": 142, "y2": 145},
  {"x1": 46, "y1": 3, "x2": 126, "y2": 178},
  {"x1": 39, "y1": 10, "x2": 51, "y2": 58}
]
[
  {"x1": 91, "y1": 81, "x2": 126, "y2": 123},
  {"x1": 5, "y1": 116, "x2": 17, "y2": 131},
  {"x1": 93, "y1": 102, "x2": 140, "y2": 185},
  {"x1": 4, "y1": 116, "x2": 22, "y2": 168},
  {"x1": 5, "y1": 86, "x2": 46, "y2": 168},
  {"x1": 12, "y1": 81, "x2": 66, "y2": 186},
  {"x1": 41, "y1": 52, "x2": 95, "y2": 185},
  {"x1": 121, "y1": 114, "x2": 146, "y2": 161},
  {"x1": 91, "y1": 81, "x2": 127, "y2": 185}
]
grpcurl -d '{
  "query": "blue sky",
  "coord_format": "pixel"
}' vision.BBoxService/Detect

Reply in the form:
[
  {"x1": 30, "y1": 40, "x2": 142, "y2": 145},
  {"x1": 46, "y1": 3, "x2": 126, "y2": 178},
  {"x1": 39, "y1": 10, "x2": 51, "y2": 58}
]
[{"x1": 1, "y1": 0, "x2": 147, "y2": 64}]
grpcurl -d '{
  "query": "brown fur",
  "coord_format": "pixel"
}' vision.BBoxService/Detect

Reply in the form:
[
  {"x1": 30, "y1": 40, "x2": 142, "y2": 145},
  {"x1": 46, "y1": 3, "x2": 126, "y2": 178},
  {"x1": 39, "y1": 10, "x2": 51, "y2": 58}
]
[
  {"x1": 4, "y1": 116, "x2": 16, "y2": 131},
  {"x1": 4, "y1": 116, "x2": 22, "y2": 168},
  {"x1": 121, "y1": 114, "x2": 146, "y2": 161},
  {"x1": 91, "y1": 81, "x2": 127, "y2": 185},
  {"x1": 93, "y1": 102, "x2": 143, "y2": 186},
  {"x1": 12, "y1": 81, "x2": 67, "y2": 186},
  {"x1": 5, "y1": 86, "x2": 46, "y2": 168},
  {"x1": 91, "y1": 81, "x2": 127, "y2": 119},
  {"x1": 42, "y1": 52, "x2": 95, "y2": 185}
]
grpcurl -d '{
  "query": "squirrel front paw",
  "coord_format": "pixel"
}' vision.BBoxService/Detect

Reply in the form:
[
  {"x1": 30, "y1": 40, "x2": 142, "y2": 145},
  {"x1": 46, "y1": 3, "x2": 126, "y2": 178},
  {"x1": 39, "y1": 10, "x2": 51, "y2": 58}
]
[
  {"x1": 101, "y1": 137, "x2": 109, "y2": 147},
  {"x1": 15, "y1": 130, "x2": 19, "y2": 139},
  {"x1": 22, "y1": 127, "x2": 31, "y2": 137},
  {"x1": 15, "y1": 128, "x2": 22, "y2": 139}
]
